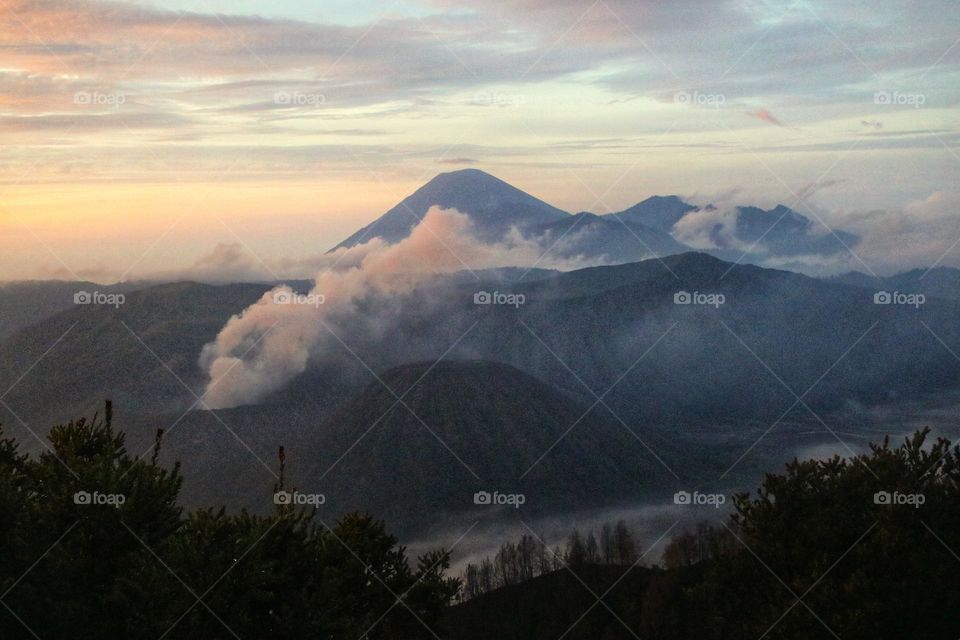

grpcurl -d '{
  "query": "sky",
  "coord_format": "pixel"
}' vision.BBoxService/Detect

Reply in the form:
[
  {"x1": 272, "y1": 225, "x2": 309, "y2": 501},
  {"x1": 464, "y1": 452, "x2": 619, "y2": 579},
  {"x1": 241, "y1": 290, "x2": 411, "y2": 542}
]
[{"x1": 0, "y1": 0, "x2": 958, "y2": 281}]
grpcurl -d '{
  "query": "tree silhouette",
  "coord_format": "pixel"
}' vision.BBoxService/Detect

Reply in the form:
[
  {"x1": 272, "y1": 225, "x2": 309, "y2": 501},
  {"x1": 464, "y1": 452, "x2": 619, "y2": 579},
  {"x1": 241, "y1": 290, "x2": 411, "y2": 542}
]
[{"x1": 0, "y1": 403, "x2": 459, "y2": 639}]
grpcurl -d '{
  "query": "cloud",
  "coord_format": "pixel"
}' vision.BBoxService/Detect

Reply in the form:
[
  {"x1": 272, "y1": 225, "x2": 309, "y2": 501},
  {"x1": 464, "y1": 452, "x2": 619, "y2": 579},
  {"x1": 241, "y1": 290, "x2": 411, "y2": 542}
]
[
  {"x1": 141, "y1": 243, "x2": 276, "y2": 284},
  {"x1": 0, "y1": 112, "x2": 193, "y2": 133},
  {"x1": 198, "y1": 207, "x2": 592, "y2": 408},
  {"x1": 747, "y1": 108, "x2": 788, "y2": 128},
  {"x1": 795, "y1": 179, "x2": 844, "y2": 202},
  {"x1": 841, "y1": 191, "x2": 960, "y2": 273},
  {"x1": 671, "y1": 206, "x2": 749, "y2": 253},
  {"x1": 437, "y1": 157, "x2": 478, "y2": 165},
  {"x1": 691, "y1": 191, "x2": 960, "y2": 275}
]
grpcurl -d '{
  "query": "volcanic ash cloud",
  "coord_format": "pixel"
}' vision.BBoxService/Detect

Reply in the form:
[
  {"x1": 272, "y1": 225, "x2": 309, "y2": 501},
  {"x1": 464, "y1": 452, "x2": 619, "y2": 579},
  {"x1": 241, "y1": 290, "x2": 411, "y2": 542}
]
[{"x1": 198, "y1": 207, "x2": 565, "y2": 409}]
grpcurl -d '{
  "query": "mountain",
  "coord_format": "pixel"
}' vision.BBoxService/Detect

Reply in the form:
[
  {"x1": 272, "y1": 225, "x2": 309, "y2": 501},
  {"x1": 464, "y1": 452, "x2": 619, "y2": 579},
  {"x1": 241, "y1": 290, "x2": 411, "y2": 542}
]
[
  {"x1": 5, "y1": 253, "x2": 959, "y2": 440},
  {"x1": 5, "y1": 253, "x2": 958, "y2": 534},
  {"x1": 606, "y1": 195, "x2": 698, "y2": 232},
  {"x1": 300, "y1": 360, "x2": 679, "y2": 528},
  {"x1": 329, "y1": 171, "x2": 863, "y2": 265},
  {"x1": 0, "y1": 281, "x2": 275, "y2": 435},
  {"x1": 827, "y1": 266, "x2": 960, "y2": 302},
  {"x1": 605, "y1": 197, "x2": 862, "y2": 259},
  {"x1": 342, "y1": 251, "x2": 960, "y2": 426},
  {"x1": 0, "y1": 280, "x2": 143, "y2": 340},
  {"x1": 524, "y1": 212, "x2": 691, "y2": 264},
  {"x1": 331, "y1": 169, "x2": 569, "y2": 250},
  {"x1": 732, "y1": 204, "x2": 859, "y2": 256},
  {"x1": 120, "y1": 360, "x2": 689, "y2": 535}
]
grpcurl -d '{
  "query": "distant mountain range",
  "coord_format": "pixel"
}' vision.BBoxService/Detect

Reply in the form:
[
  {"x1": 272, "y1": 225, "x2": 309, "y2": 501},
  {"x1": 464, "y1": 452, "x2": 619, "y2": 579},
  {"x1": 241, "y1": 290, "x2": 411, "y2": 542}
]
[
  {"x1": 2, "y1": 251, "x2": 959, "y2": 534},
  {"x1": 2, "y1": 170, "x2": 958, "y2": 536},
  {"x1": 0, "y1": 280, "x2": 142, "y2": 340},
  {"x1": 330, "y1": 168, "x2": 862, "y2": 265},
  {"x1": 827, "y1": 266, "x2": 960, "y2": 302},
  {"x1": 7, "y1": 252, "x2": 960, "y2": 435}
]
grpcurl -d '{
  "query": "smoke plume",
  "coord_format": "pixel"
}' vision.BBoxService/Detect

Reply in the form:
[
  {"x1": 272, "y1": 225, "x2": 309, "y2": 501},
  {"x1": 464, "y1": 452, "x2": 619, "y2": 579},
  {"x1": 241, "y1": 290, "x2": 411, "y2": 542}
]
[{"x1": 199, "y1": 207, "x2": 586, "y2": 408}]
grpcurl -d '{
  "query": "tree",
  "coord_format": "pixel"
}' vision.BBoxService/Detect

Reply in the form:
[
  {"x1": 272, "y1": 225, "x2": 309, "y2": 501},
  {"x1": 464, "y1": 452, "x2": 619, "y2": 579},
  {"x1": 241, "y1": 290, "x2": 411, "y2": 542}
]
[
  {"x1": 584, "y1": 532, "x2": 600, "y2": 564},
  {"x1": 600, "y1": 522, "x2": 615, "y2": 564},
  {"x1": 565, "y1": 529, "x2": 587, "y2": 567},
  {"x1": 663, "y1": 522, "x2": 734, "y2": 569},
  {"x1": 0, "y1": 403, "x2": 460, "y2": 640},
  {"x1": 696, "y1": 428, "x2": 960, "y2": 640},
  {"x1": 613, "y1": 520, "x2": 637, "y2": 565}
]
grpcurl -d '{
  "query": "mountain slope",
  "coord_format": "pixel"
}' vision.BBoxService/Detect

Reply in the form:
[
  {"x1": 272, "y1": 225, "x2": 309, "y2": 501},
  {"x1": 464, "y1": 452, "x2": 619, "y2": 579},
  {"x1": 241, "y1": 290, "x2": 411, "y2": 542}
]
[
  {"x1": 0, "y1": 281, "x2": 144, "y2": 340},
  {"x1": 606, "y1": 195, "x2": 697, "y2": 231},
  {"x1": 525, "y1": 212, "x2": 691, "y2": 263},
  {"x1": 118, "y1": 360, "x2": 686, "y2": 534},
  {"x1": 6, "y1": 253, "x2": 959, "y2": 440},
  {"x1": 332, "y1": 169, "x2": 569, "y2": 250},
  {"x1": 299, "y1": 360, "x2": 677, "y2": 530},
  {"x1": 733, "y1": 204, "x2": 860, "y2": 256},
  {"x1": 0, "y1": 281, "x2": 274, "y2": 435},
  {"x1": 827, "y1": 266, "x2": 960, "y2": 302},
  {"x1": 360, "y1": 252, "x2": 960, "y2": 426}
]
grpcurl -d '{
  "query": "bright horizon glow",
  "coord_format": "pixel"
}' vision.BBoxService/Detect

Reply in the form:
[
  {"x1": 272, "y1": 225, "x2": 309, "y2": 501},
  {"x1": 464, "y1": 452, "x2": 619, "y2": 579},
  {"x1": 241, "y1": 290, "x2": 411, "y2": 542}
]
[{"x1": 0, "y1": 0, "x2": 958, "y2": 281}]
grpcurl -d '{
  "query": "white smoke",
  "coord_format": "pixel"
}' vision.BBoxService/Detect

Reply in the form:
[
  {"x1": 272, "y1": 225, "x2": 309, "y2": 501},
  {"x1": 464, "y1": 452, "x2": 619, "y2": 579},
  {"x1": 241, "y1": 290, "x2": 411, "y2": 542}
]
[
  {"x1": 199, "y1": 206, "x2": 591, "y2": 409},
  {"x1": 843, "y1": 191, "x2": 960, "y2": 272},
  {"x1": 670, "y1": 205, "x2": 749, "y2": 252}
]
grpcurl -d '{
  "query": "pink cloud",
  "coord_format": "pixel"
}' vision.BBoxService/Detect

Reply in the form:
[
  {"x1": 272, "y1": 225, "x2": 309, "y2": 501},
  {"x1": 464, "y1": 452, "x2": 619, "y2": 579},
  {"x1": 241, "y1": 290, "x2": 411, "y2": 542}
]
[{"x1": 746, "y1": 108, "x2": 788, "y2": 128}]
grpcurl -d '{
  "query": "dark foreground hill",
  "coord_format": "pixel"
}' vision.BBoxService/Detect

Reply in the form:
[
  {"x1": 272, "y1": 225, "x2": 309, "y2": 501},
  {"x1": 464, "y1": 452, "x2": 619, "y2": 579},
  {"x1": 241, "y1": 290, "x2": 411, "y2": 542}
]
[
  {"x1": 122, "y1": 360, "x2": 692, "y2": 535},
  {"x1": 445, "y1": 564, "x2": 698, "y2": 640}
]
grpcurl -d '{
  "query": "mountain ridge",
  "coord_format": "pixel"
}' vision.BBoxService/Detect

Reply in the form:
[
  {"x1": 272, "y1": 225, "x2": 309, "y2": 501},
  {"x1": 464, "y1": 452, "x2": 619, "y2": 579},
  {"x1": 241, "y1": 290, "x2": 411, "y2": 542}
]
[
  {"x1": 328, "y1": 169, "x2": 863, "y2": 265},
  {"x1": 331, "y1": 168, "x2": 568, "y2": 250}
]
